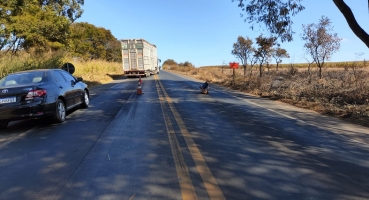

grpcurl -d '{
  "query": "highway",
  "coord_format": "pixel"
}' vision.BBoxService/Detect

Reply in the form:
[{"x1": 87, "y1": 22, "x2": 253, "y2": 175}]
[{"x1": 1, "y1": 70, "x2": 369, "y2": 200}]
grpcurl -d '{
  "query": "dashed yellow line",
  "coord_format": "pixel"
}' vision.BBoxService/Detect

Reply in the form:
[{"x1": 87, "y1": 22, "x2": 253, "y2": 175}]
[
  {"x1": 155, "y1": 75, "x2": 225, "y2": 200},
  {"x1": 155, "y1": 76, "x2": 198, "y2": 200}
]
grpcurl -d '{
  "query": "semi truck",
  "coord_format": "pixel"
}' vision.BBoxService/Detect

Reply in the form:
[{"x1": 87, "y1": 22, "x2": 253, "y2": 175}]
[{"x1": 121, "y1": 39, "x2": 159, "y2": 77}]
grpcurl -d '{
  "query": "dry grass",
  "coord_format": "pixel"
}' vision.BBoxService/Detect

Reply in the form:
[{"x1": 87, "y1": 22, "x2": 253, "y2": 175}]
[
  {"x1": 0, "y1": 51, "x2": 124, "y2": 88},
  {"x1": 169, "y1": 63, "x2": 369, "y2": 127},
  {"x1": 72, "y1": 59, "x2": 123, "y2": 87},
  {"x1": 0, "y1": 51, "x2": 67, "y2": 77}
]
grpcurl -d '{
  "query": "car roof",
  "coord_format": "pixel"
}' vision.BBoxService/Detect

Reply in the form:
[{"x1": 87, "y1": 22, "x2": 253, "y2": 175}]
[{"x1": 11, "y1": 69, "x2": 62, "y2": 74}]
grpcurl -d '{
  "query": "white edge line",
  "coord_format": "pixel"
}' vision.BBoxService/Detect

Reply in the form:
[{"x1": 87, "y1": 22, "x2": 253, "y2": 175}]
[{"x1": 220, "y1": 88, "x2": 369, "y2": 147}]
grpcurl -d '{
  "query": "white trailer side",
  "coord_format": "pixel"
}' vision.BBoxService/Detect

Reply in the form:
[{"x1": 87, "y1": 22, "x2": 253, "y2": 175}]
[{"x1": 121, "y1": 39, "x2": 158, "y2": 77}]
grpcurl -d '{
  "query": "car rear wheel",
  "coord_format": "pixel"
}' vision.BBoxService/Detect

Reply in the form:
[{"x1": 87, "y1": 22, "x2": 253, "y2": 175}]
[
  {"x1": 54, "y1": 99, "x2": 66, "y2": 123},
  {"x1": 0, "y1": 121, "x2": 9, "y2": 130},
  {"x1": 81, "y1": 90, "x2": 89, "y2": 109}
]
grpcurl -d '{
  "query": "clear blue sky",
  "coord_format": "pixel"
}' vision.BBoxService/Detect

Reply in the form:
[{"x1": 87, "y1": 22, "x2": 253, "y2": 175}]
[{"x1": 76, "y1": 1, "x2": 369, "y2": 67}]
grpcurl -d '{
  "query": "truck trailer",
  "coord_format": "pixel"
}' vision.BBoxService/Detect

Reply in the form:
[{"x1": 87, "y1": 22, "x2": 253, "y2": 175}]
[{"x1": 121, "y1": 39, "x2": 159, "y2": 77}]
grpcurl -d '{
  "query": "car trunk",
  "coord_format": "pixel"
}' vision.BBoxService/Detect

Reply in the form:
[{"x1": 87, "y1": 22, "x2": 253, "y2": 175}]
[{"x1": 0, "y1": 85, "x2": 38, "y2": 106}]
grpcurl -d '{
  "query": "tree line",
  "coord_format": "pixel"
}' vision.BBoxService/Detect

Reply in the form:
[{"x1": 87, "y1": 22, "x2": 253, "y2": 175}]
[
  {"x1": 232, "y1": 35, "x2": 288, "y2": 78},
  {"x1": 165, "y1": 14, "x2": 342, "y2": 80},
  {"x1": 232, "y1": 16, "x2": 341, "y2": 79},
  {"x1": 0, "y1": 0, "x2": 121, "y2": 62}
]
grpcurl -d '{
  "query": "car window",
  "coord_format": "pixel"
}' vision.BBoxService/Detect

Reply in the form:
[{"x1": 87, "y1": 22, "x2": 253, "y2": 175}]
[
  {"x1": 52, "y1": 71, "x2": 66, "y2": 83},
  {"x1": 60, "y1": 71, "x2": 76, "y2": 83},
  {"x1": 30, "y1": 72, "x2": 45, "y2": 83},
  {"x1": 0, "y1": 77, "x2": 9, "y2": 86},
  {"x1": 0, "y1": 72, "x2": 46, "y2": 86}
]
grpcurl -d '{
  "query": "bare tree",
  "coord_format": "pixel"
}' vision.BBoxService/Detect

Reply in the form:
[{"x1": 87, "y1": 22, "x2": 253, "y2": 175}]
[
  {"x1": 222, "y1": 60, "x2": 226, "y2": 73},
  {"x1": 302, "y1": 54, "x2": 315, "y2": 83},
  {"x1": 301, "y1": 16, "x2": 341, "y2": 79},
  {"x1": 254, "y1": 35, "x2": 276, "y2": 77},
  {"x1": 272, "y1": 45, "x2": 289, "y2": 71},
  {"x1": 231, "y1": 36, "x2": 254, "y2": 77},
  {"x1": 248, "y1": 51, "x2": 259, "y2": 77}
]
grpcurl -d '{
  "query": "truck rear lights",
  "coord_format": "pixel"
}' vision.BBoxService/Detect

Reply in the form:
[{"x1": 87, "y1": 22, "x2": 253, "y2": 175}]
[{"x1": 25, "y1": 89, "x2": 47, "y2": 100}]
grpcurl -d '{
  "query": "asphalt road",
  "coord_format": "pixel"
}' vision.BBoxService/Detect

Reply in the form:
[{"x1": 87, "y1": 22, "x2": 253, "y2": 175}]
[{"x1": 1, "y1": 70, "x2": 369, "y2": 200}]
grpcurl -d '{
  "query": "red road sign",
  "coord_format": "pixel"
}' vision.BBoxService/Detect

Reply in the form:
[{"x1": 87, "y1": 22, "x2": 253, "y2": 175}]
[{"x1": 229, "y1": 62, "x2": 239, "y2": 69}]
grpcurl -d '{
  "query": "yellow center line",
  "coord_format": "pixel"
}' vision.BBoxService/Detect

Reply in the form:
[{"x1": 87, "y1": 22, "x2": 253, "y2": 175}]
[
  {"x1": 155, "y1": 75, "x2": 226, "y2": 200},
  {"x1": 154, "y1": 75, "x2": 198, "y2": 200}
]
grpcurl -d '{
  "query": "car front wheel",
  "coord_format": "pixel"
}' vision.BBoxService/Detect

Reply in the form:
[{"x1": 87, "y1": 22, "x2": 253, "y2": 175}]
[
  {"x1": 54, "y1": 99, "x2": 66, "y2": 123},
  {"x1": 81, "y1": 90, "x2": 89, "y2": 109}
]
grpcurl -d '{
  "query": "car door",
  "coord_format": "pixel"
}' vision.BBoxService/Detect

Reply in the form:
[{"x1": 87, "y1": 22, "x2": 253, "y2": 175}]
[
  {"x1": 59, "y1": 71, "x2": 82, "y2": 107},
  {"x1": 52, "y1": 71, "x2": 75, "y2": 109}
]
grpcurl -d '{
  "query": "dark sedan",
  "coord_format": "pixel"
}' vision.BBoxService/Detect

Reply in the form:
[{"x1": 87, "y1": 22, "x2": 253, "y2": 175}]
[{"x1": 0, "y1": 69, "x2": 89, "y2": 129}]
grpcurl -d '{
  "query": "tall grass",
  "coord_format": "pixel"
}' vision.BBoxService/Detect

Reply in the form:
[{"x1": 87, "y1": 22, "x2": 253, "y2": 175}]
[
  {"x1": 0, "y1": 51, "x2": 123, "y2": 87},
  {"x1": 72, "y1": 59, "x2": 122, "y2": 87},
  {"x1": 0, "y1": 51, "x2": 67, "y2": 78}
]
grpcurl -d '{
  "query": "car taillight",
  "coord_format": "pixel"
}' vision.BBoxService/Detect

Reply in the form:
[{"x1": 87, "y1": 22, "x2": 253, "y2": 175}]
[{"x1": 25, "y1": 89, "x2": 47, "y2": 100}]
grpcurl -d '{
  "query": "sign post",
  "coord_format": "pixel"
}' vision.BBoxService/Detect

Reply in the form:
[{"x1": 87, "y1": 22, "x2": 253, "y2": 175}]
[
  {"x1": 61, "y1": 62, "x2": 75, "y2": 74},
  {"x1": 229, "y1": 62, "x2": 239, "y2": 86}
]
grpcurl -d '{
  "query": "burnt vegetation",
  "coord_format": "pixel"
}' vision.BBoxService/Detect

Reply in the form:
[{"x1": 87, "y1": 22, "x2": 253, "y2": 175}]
[{"x1": 166, "y1": 60, "x2": 369, "y2": 126}]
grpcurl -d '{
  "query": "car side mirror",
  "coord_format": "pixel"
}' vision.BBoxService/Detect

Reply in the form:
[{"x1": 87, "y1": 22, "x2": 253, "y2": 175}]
[{"x1": 76, "y1": 77, "x2": 83, "y2": 82}]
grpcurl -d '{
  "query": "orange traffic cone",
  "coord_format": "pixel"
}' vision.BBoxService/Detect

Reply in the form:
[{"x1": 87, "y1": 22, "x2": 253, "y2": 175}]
[
  {"x1": 138, "y1": 76, "x2": 142, "y2": 84},
  {"x1": 137, "y1": 83, "x2": 143, "y2": 95}
]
